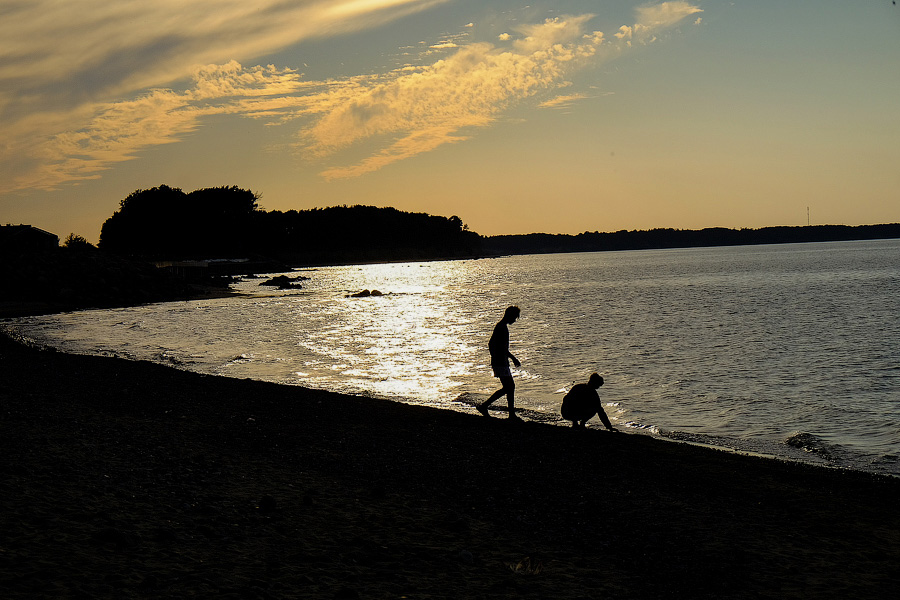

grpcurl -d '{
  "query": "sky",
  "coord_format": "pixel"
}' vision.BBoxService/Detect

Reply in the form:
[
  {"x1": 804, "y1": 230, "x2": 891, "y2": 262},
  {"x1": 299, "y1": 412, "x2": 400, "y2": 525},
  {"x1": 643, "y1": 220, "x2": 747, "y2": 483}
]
[{"x1": 2, "y1": 1, "x2": 899, "y2": 243}]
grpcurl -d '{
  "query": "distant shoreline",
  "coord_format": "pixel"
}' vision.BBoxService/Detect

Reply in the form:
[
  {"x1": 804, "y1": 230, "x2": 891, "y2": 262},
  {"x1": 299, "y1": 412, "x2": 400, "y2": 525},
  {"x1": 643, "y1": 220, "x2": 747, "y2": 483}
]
[
  {"x1": 480, "y1": 223, "x2": 900, "y2": 257},
  {"x1": 3, "y1": 231, "x2": 898, "y2": 320},
  {"x1": 228, "y1": 226, "x2": 900, "y2": 272}
]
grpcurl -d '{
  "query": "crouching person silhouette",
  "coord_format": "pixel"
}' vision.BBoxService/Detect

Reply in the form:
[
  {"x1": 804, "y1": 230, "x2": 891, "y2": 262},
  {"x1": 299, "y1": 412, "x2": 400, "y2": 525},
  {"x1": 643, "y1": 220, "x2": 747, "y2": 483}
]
[{"x1": 561, "y1": 373, "x2": 618, "y2": 431}]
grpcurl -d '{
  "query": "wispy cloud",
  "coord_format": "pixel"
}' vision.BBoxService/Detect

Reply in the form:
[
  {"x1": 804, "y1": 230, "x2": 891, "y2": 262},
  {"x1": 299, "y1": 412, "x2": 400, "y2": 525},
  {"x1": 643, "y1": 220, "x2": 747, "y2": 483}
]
[
  {"x1": 0, "y1": 0, "x2": 449, "y2": 117},
  {"x1": 0, "y1": 0, "x2": 450, "y2": 192},
  {"x1": 615, "y1": 0, "x2": 702, "y2": 46},
  {"x1": 539, "y1": 93, "x2": 589, "y2": 110},
  {"x1": 300, "y1": 4, "x2": 702, "y2": 180},
  {"x1": 5, "y1": 63, "x2": 311, "y2": 192},
  {"x1": 637, "y1": 1, "x2": 704, "y2": 28},
  {"x1": 1, "y1": 1, "x2": 702, "y2": 192}
]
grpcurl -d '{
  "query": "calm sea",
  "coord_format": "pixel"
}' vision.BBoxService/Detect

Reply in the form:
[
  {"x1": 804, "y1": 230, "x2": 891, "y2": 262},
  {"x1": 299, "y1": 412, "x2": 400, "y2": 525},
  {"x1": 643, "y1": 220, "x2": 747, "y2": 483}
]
[{"x1": 6, "y1": 239, "x2": 900, "y2": 475}]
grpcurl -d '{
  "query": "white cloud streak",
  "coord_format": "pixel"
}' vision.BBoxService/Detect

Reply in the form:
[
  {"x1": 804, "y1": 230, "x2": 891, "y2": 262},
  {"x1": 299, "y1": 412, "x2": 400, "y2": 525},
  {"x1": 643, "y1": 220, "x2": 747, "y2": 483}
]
[{"x1": 0, "y1": 1, "x2": 702, "y2": 192}]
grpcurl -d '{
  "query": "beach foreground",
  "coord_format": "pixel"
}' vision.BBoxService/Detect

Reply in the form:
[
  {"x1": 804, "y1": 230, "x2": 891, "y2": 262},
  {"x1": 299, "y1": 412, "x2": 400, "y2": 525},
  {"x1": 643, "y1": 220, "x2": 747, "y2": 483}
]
[{"x1": 1, "y1": 332, "x2": 898, "y2": 599}]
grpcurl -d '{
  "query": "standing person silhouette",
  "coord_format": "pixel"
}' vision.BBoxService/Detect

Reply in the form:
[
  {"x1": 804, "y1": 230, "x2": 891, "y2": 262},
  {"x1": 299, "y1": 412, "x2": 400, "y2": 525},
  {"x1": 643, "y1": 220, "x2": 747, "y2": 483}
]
[{"x1": 478, "y1": 306, "x2": 521, "y2": 420}]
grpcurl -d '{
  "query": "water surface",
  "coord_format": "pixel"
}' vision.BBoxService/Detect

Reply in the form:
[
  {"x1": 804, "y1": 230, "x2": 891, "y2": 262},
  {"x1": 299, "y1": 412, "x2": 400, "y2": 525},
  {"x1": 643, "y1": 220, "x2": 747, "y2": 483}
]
[{"x1": 7, "y1": 239, "x2": 900, "y2": 475}]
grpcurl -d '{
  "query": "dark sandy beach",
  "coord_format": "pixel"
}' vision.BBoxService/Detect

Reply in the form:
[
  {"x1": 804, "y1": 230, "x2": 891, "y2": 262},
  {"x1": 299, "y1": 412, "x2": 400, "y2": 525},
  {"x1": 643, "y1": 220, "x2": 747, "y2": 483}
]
[{"x1": 1, "y1": 330, "x2": 898, "y2": 599}]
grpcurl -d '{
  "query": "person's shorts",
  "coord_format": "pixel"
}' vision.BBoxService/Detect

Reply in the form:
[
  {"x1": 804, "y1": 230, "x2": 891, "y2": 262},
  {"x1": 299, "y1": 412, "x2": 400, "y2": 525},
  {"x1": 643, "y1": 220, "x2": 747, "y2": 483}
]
[
  {"x1": 561, "y1": 397, "x2": 597, "y2": 422},
  {"x1": 492, "y1": 364, "x2": 511, "y2": 378}
]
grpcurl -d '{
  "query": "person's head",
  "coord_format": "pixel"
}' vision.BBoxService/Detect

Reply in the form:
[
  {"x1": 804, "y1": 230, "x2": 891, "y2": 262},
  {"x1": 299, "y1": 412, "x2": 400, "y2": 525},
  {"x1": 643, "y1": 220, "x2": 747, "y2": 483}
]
[
  {"x1": 503, "y1": 305, "x2": 520, "y2": 323},
  {"x1": 588, "y1": 373, "x2": 604, "y2": 389}
]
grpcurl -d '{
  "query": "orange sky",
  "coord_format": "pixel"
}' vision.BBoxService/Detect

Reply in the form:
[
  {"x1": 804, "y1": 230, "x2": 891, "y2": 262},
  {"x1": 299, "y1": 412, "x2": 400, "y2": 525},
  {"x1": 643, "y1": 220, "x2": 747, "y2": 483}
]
[{"x1": 2, "y1": 1, "x2": 899, "y2": 242}]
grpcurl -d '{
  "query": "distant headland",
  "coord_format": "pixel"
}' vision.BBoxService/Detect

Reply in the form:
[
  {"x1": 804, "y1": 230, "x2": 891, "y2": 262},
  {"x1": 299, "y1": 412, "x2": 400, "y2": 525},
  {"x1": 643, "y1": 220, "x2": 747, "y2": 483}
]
[
  {"x1": 3, "y1": 184, "x2": 899, "y2": 316},
  {"x1": 93, "y1": 185, "x2": 900, "y2": 261}
]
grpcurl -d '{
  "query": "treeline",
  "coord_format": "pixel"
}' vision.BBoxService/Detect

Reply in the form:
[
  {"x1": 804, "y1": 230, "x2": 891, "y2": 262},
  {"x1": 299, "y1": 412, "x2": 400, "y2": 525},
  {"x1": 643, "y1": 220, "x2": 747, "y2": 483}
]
[
  {"x1": 483, "y1": 224, "x2": 900, "y2": 256},
  {"x1": 98, "y1": 185, "x2": 900, "y2": 263},
  {"x1": 99, "y1": 186, "x2": 260, "y2": 257},
  {"x1": 99, "y1": 185, "x2": 480, "y2": 263}
]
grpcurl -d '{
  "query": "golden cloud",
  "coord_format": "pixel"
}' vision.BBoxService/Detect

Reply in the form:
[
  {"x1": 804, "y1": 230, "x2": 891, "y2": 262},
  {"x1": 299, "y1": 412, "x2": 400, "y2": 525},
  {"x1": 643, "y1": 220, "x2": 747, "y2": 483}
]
[{"x1": 1, "y1": 2, "x2": 703, "y2": 192}]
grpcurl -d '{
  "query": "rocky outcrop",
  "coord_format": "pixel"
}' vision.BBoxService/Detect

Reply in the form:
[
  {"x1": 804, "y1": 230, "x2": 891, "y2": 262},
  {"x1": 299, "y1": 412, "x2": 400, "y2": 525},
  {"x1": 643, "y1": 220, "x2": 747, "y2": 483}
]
[
  {"x1": 259, "y1": 275, "x2": 308, "y2": 290},
  {"x1": 347, "y1": 289, "x2": 383, "y2": 298}
]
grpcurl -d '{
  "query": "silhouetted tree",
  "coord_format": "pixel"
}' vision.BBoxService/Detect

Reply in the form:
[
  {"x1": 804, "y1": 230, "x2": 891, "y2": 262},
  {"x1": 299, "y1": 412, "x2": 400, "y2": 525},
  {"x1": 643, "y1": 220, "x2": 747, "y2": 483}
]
[
  {"x1": 258, "y1": 205, "x2": 480, "y2": 264},
  {"x1": 62, "y1": 233, "x2": 95, "y2": 251},
  {"x1": 99, "y1": 185, "x2": 261, "y2": 258},
  {"x1": 97, "y1": 187, "x2": 480, "y2": 262}
]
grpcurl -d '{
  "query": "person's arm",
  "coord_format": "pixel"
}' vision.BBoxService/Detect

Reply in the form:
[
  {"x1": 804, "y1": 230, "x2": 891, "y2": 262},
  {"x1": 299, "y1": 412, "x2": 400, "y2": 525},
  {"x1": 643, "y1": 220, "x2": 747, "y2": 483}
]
[
  {"x1": 509, "y1": 352, "x2": 520, "y2": 367},
  {"x1": 597, "y1": 406, "x2": 617, "y2": 432}
]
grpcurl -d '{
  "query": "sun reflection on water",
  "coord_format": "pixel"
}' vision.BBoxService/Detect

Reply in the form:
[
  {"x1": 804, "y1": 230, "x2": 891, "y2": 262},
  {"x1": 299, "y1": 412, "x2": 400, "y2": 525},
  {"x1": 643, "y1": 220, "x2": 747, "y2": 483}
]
[{"x1": 272, "y1": 260, "x2": 499, "y2": 406}]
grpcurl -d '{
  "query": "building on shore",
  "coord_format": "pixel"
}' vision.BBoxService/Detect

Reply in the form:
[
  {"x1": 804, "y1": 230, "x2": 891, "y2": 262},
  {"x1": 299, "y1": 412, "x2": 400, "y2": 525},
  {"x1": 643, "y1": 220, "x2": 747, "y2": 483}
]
[{"x1": 0, "y1": 224, "x2": 59, "y2": 254}]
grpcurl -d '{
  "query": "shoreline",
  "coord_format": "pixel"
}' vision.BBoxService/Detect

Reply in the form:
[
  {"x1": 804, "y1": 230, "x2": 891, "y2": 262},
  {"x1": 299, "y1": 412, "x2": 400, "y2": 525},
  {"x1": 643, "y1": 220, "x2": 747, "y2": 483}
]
[
  {"x1": 0, "y1": 285, "x2": 242, "y2": 320},
  {"x1": 6, "y1": 319, "x2": 886, "y2": 480},
  {"x1": 2, "y1": 331, "x2": 899, "y2": 599}
]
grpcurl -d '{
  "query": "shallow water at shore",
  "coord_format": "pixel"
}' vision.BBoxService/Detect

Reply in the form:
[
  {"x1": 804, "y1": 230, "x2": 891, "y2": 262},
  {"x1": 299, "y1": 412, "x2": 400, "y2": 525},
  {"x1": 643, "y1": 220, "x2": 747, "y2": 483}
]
[{"x1": 6, "y1": 239, "x2": 900, "y2": 475}]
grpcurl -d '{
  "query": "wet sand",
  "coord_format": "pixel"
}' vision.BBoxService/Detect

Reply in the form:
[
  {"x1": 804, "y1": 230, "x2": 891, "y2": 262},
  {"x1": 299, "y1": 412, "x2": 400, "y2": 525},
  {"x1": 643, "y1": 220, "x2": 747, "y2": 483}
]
[{"x1": 2, "y1": 331, "x2": 898, "y2": 599}]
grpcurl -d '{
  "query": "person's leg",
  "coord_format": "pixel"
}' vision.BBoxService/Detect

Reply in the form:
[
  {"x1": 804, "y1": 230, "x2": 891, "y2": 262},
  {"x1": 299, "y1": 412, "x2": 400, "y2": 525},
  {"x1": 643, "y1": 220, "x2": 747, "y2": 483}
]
[
  {"x1": 484, "y1": 386, "x2": 506, "y2": 407},
  {"x1": 479, "y1": 382, "x2": 506, "y2": 416},
  {"x1": 501, "y1": 376, "x2": 519, "y2": 419},
  {"x1": 481, "y1": 376, "x2": 517, "y2": 417}
]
